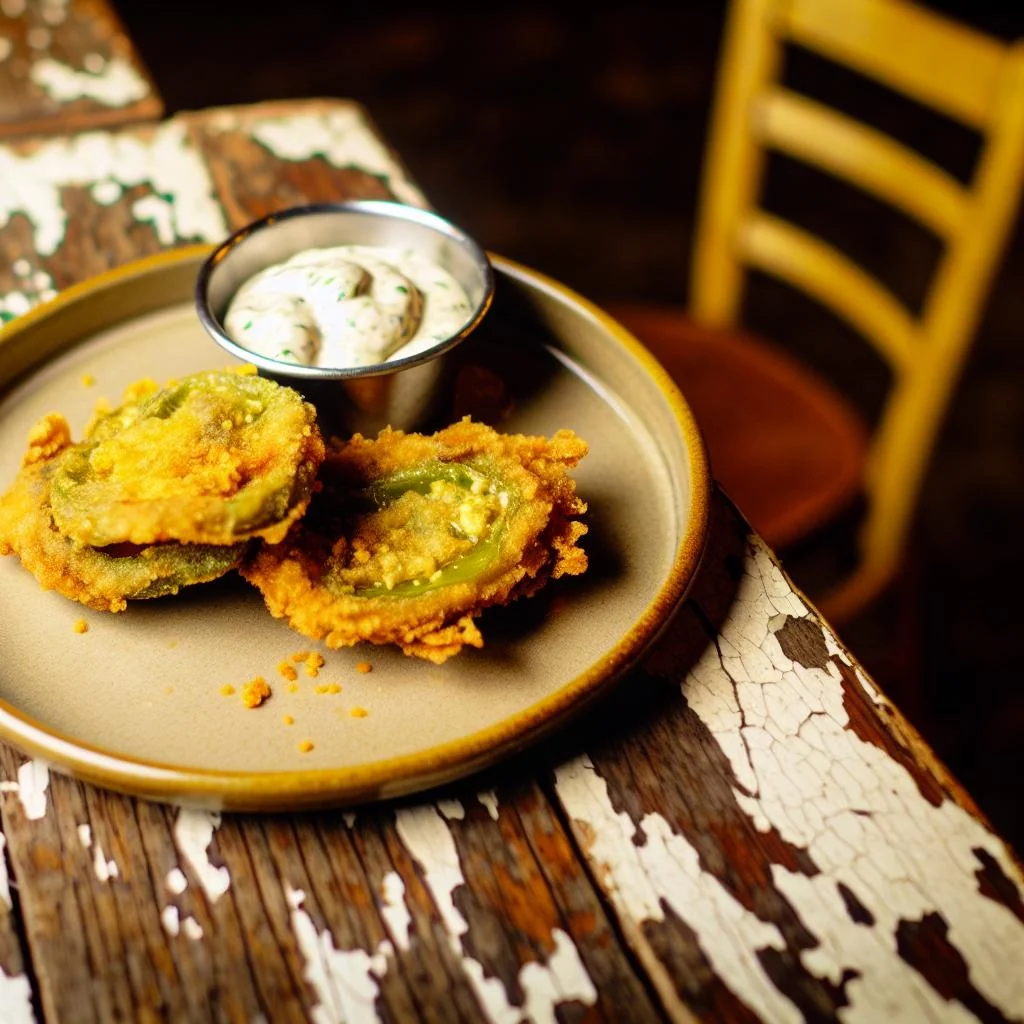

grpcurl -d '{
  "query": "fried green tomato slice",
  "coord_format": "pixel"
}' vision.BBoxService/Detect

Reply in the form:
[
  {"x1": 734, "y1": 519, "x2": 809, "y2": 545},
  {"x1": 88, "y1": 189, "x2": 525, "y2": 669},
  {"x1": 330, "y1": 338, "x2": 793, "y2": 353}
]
[
  {"x1": 0, "y1": 415, "x2": 244, "y2": 612},
  {"x1": 48, "y1": 369, "x2": 325, "y2": 548},
  {"x1": 241, "y1": 418, "x2": 588, "y2": 663}
]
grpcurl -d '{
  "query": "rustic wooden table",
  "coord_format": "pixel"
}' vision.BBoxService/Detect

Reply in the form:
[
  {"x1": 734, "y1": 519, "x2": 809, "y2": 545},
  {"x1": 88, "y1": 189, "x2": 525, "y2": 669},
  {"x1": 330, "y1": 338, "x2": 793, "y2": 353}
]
[
  {"x1": 0, "y1": 0, "x2": 161, "y2": 139},
  {"x1": 0, "y1": 98, "x2": 1022, "y2": 1023}
]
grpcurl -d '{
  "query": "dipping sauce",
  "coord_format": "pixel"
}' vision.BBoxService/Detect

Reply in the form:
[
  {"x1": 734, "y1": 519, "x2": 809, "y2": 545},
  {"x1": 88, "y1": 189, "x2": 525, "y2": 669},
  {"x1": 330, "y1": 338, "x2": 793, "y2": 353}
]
[{"x1": 224, "y1": 245, "x2": 474, "y2": 369}]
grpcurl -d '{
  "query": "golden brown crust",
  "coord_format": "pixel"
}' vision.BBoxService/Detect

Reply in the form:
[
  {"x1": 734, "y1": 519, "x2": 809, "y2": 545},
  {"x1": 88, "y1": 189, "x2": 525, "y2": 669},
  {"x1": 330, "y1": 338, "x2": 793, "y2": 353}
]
[
  {"x1": 49, "y1": 370, "x2": 326, "y2": 547},
  {"x1": 0, "y1": 430, "x2": 244, "y2": 612},
  {"x1": 241, "y1": 418, "x2": 588, "y2": 663}
]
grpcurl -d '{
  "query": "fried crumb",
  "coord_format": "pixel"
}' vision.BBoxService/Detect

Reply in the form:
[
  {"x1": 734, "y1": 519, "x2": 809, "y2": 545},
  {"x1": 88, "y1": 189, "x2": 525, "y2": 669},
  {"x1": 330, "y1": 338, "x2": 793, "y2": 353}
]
[
  {"x1": 355, "y1": 661, "x2": 372, "y2": 675},
  {"x1": 220, "y1": 684, "x2": 236, "y2": 696},
  {"x1": 72, "y1": 618, "x2": 88, "y2": 634},
  {"x1": 282, "y1": 714, "x2": 294, "y2": 725},
  {"x1": 291, "y1": 650, "x2": 311, "y2": 663},
  {"x1": 287, "y1": 682, "x2": 299, "y2": 693},
  {"x1": 241, "y1": 676, "x2": 271, "y2": 708},
  {"x1": 305, "y1": 652, "x2": 325, "y2": 678},
  {"x1": 81, "y1": 373, "x2": 95, "y2": 387},
  {"x1": 350, "y1": 707, "x2": 369, "y2": 718},
  {"x1": 314, "y1": 683, "x2": 342, "y2": 695},
  {"x1": 277, "y1": 660, "x2": 298, "y2": 682},
  {"x1": 298, "y1": 739, "x2": 314, "y2": 753}
]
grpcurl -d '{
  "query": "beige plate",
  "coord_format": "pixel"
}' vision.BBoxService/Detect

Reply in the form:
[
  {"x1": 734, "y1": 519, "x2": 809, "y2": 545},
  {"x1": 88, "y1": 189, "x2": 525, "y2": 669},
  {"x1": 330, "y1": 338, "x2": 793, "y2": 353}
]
[{"x1": 0, "y1": 246, "x2": 710, "y2": 811}]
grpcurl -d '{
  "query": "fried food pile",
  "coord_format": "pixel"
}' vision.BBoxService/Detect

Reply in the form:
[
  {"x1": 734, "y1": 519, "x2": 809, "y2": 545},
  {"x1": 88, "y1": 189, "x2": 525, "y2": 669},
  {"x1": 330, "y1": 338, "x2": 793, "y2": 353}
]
[{"x1": 0, "y1": 369, "x2": 588, "y2": 662}]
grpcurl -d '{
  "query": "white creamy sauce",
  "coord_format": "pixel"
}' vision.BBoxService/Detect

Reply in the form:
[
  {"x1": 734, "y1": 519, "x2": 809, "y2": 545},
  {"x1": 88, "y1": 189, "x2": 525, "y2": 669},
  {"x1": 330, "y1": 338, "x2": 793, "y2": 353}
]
[{"x1": 225, "y1": 244, "x2": 473, "y2": 369}]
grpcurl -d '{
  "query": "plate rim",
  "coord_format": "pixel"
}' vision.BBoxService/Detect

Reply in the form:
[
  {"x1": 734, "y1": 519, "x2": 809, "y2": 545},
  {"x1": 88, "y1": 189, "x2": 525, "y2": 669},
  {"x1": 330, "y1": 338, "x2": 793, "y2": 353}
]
[{"x1": 0, "y1": 246, "x2": 711, "y2": 811}]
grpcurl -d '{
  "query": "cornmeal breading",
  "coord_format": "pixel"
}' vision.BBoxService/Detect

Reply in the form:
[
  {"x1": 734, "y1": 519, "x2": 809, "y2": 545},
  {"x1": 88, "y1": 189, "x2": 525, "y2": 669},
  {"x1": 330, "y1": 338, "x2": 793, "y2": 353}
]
[{"x1": 242, "y1": 418, "x2": 588, "y2": 663}]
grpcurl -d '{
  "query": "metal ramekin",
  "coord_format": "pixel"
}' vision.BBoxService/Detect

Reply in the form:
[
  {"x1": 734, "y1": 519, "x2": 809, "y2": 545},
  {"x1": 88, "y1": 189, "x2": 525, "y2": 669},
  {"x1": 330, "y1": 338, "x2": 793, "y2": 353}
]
[{"x1": 195, "y1": 200, "x2": 494, "y2": 434}]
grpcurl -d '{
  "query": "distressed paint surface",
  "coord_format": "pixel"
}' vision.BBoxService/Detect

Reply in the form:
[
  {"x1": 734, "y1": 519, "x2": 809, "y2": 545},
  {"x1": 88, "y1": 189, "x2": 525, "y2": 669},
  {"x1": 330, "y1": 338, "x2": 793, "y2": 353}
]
[
  {"x1": 76, "y1": 822, "x2": 118, "y2": 882},
  {"x1": 29, "y1": 57, "x2": 149, "y2": 107},
  {"x1": 286, "y1": 886, "x2": 390, "y2": 1024},
  {"x1": 0, "y1": 969, "x2": 34, "y2": 1024},
  {"x1": 173, "y1": 809, "x2": 231, "y2": 903},
  {"x1": 684, "y1": 539, "x2": 1024, "y2": 1018},
  {"x1": 395, "y1": 804, "x2": 599, "y2": 1023},
  {"x1": 15, "y1": 761, "x2": 47, "y2": 821},
  {"x1": 0, "y1": 121, "x2": 224, "y2": 259},
  {"x1": 556, "y1": 531, "x2": 1024, "y2": 1022},
  {"x1": 378, "y1": 871, "x2": 411, "y2": 953},
  {"x1": 221, "y1": 107, "x2": 427, "y2": 208},
  {"x1": 555, "y1": 756, "x2": 801, "y2": 1023}
]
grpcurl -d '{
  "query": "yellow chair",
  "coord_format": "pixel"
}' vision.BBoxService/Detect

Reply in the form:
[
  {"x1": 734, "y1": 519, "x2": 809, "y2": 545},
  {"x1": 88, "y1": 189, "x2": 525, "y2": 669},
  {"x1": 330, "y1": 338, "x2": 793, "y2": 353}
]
[{"x1": 612, "y1": 0, "x2": 1024, "y2": 622}]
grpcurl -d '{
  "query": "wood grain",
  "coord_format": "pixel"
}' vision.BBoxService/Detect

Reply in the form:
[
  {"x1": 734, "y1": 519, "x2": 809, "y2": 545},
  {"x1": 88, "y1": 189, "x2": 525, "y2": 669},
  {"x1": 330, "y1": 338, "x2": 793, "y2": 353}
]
[{"x1": 0, "y1": 0, "x2": 161, "y2": 138}]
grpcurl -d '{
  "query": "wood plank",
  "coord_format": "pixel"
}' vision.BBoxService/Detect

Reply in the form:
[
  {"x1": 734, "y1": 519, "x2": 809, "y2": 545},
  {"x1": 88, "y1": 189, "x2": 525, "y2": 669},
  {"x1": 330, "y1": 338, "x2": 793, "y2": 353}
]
[
  {"x1": 550, "y1": 494, "x2": 1024, "y2": 1022},
  {"x1": 0, "y1": 0, "x2": 162, "y2": 138}
]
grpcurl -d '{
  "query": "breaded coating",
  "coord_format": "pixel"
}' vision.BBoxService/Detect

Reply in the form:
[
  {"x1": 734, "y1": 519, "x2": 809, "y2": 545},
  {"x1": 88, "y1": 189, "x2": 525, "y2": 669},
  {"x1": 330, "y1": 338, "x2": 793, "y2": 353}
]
[
  {"x1": 242, "y1": 418, "x2": 588, "y2": 663},
  {"x1": 49, "y1": 369, "x2": 325, "y2": 548},
  {"x1": 0, "y1": 415, "x2": 243, "y2": 612}
]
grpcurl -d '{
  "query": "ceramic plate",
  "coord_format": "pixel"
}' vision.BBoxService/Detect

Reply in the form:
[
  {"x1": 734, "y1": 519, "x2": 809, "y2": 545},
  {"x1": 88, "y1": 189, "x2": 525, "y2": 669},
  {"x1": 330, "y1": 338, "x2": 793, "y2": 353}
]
[{"x1": 0, "y1": 246, "x2": 710, "y2": 811}]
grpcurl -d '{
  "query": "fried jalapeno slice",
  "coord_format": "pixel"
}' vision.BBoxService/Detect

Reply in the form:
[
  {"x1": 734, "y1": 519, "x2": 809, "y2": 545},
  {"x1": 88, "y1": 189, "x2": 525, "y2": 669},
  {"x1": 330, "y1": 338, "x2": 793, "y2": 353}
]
[
  {"x1": 242, "y1": 418, "x2": 588, "y2": 663},
  {"x1": 0, "y1": 415, "x2": 244, "y2": 612},
  {"x1": 48, "y1": 369, "x2": 325, "y2": 548}
]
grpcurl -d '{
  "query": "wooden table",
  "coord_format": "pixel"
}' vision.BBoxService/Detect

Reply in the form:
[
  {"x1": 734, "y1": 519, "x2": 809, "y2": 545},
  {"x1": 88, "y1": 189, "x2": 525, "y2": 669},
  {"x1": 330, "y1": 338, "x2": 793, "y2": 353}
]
[
  {"x1": 0, "y1": 0, "x2": 161, "y2": 139},
  {"x1": 0, "y1": 99, "x2": 1022, "y2": 1024}
]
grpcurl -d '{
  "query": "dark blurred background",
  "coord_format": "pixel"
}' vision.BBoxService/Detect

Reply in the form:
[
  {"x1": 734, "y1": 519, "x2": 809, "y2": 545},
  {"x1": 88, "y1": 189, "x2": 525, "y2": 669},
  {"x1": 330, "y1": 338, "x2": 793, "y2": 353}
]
[{"x1": 115, "y1": 1, "x2": 1024, "y2": 848}]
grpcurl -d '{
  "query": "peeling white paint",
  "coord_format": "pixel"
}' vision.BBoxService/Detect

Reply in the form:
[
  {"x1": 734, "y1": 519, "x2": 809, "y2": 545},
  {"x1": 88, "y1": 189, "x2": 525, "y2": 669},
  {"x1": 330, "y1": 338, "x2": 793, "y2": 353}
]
[
  {"x1": 173, "y1": 809, "x2": 231, "y2": 903},
  {"x1": 437, "y1": 798, "x2": 465, "y2": 821},
  {"x1": 520, "y1": 929, "x2": 597, "y2": 1024},
  {"x1": 0, "y1": 38, "x2": 11, "y2": 64},
  {"x1": 286, "y1": 886, "x2": 390, "y2": 1024},
  {"x1": 237, "y1": 108, "x2": 427, "y2": 208},
  {"x1": 182, "y1": 916, "x2": 204, "y2": 941},
  {"x1": 0, "y1": 968, "x2": 34, "y2": 1024},
  {"x1": 678, "y1": 536, "x2": 1024, "y2": 1019},
  {"x1": 555, "y1": 756, "x2": 799, "y2": 1023},
  {"x1": 0, "y1": 833, "x2": 10, "y2": 909},
  {"x1": 76, "y1": 822, "x2": 119, "y2": 881},
  {"x1": 395, "y1": 805, "x2": 598, "y2": 1023},
  {"x1": 0, "y1": 121, "x2": 225, "y2": 261},
  {"x1": 166, "y1": 867, "x2": 188, "y2": 895},
  {"x1": 90, "y1": 179, "x2": 121, "y2": 205},
  {"x1": 92, "y1": 844, "x2": 118, "y2": 883},
  {"x1": 477, "y1": 790, "x2": 500, "y2": 821},
  {"x1": 342, "y1": 812, "x2": 357, "y2": 828},
  {"x1": 30, "y1": 56, "x2": 149, "y2": 107},
  {"x1": 11, "y1": 259, "x2": 30, "y2": 277},
  {"x1": 131, "y1": 193, "x2": 176, "y2": 245},
  {"x1": 16, "y1": 760, "x2": 48, "y2": 821},
  {"x1": 161, "y1": 905, "x2": 180, "y2": 937},
  {"x1": 379, "y1": 871, "x2": 411, "y2": 952},
  {"x1": 394, "y1": 807, "x2": 466, "y2": 942}
]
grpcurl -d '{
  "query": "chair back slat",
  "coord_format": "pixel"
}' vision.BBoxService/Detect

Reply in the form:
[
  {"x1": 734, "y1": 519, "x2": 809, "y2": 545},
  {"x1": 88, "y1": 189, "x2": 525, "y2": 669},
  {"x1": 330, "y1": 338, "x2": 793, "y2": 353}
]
[
  {"x1": 782, "y1": 0, "x2": 1005, "y2": 130},
  {"x1": 741, "y1": 212, "x2": 918, "y2": 373},
  {"x1": 689, "y1": 0, "x2": 1024, "y2": 617},
  {"x1": 756, "y1": 87, "x2": 969, "y2": 240}
]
